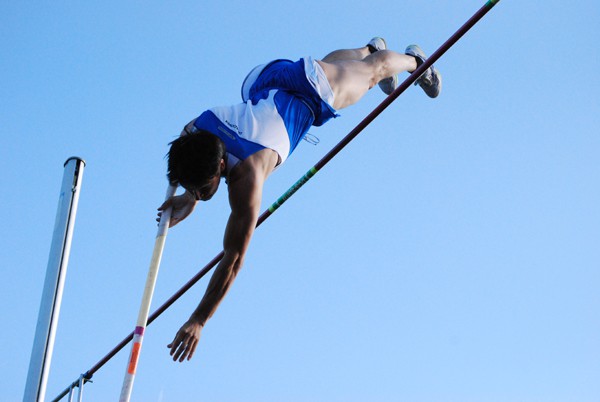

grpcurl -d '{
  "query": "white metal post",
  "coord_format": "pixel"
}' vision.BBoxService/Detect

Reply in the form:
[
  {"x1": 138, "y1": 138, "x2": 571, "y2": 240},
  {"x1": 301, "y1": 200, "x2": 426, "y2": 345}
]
[{"x1": 24, "y1": 157, "x2": 85, "y2": 402}]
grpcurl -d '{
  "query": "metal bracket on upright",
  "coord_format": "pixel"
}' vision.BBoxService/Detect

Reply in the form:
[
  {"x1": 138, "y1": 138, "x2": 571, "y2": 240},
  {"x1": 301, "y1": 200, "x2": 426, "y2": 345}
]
[{"x1": 66, "y1": 373, "x2": 92, "y2": 402}]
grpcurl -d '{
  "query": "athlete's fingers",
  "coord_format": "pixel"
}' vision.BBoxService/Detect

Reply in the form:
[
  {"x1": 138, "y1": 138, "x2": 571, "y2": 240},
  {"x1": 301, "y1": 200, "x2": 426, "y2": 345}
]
[
  {"x1": 168, "y1": 331, "x2": 186, "y2": 358},
  {"x1": 187, "y1": 339, "x2": 198, "y2": 361},
  {"x1": 157, "y1": 197, "x2": 174, "y2": 212},
  {"x1": 172, "y1": 340, "x2": 186, "y2": 362},
  {"x1": 175, "y1": 338, "x2": 192, "y2": 362}
]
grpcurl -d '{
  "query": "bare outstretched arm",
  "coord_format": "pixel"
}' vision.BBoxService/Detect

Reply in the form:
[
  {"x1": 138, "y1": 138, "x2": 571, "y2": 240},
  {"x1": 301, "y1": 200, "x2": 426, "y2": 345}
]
[{"x1": 167, "y1": 148, "x2": 278, "y2": 362}]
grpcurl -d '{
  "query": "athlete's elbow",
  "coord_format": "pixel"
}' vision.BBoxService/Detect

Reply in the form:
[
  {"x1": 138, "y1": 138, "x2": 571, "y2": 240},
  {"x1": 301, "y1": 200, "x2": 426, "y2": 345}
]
[{"x1": 223, "y1": 248, "x2": 246, "y2": 274}]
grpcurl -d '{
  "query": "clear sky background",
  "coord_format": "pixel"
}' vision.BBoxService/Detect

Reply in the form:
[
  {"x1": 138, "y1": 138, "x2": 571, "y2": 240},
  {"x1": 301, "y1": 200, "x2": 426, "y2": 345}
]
[{"x1": 2, "y1": 1, "x2": 599, "y2": 401}]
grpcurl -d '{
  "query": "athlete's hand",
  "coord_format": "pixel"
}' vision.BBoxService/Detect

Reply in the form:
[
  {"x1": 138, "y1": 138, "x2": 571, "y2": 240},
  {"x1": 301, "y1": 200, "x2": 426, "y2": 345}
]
[
  {"x1": 168, "y1": 319, "x2": 203, "y2": 362},
  {"x1": 157, "y1": 192, "x2": 197, "y2": 228}
]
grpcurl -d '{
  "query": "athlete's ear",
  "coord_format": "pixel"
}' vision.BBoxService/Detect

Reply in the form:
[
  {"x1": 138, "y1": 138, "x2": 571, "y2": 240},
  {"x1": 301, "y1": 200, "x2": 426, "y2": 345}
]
[{"x1": 220, "y1": 158, "x2": 226, "y2": 170}]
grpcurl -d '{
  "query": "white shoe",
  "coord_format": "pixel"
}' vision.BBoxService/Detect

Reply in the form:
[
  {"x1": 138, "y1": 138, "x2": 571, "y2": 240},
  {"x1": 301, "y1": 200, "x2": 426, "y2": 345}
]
[
  {"x1": 367, "y1": 37, "x2": 387, "y2": 52},
  {"x1": 405, "y1": 44, "x2": 442, "y2": 98}
]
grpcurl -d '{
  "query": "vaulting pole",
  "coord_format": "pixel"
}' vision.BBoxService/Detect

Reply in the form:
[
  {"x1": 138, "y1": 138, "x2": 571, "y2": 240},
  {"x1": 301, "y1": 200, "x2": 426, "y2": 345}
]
[
  {"x1": 118, "y1": 184, "x2": 176, "y2": 402},
  {"x1": 51, "y1": 2, "x2": 500, "y2": 400},
  {"x1": 24, "y1": 157, "x2": 85, "y2": 402}
]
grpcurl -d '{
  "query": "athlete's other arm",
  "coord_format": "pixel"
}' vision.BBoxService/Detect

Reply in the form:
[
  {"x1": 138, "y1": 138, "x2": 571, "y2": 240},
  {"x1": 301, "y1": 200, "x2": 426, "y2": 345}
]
[
  {"x1": 167, "y1": 148, "x2": 279, "y2": 362},
  {"x1": 157, "y1": 190, "x2": 197, "y2": 227}
]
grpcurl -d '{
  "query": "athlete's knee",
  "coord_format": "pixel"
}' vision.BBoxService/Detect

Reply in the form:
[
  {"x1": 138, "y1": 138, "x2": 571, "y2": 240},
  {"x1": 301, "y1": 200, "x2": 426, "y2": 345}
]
[{"x1": 368, "y1": 51, "x2": 396, "y2": 81}]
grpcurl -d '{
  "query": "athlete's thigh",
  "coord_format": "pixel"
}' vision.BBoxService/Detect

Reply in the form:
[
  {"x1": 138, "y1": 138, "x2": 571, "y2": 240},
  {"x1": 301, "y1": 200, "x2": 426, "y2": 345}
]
[{"x1": 317, "y1": 59, "x2": 376, "y2": 109}]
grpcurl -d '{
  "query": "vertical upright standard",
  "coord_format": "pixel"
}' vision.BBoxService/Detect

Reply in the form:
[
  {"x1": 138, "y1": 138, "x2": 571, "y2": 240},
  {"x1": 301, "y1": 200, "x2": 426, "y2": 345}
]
[{"x1": 24, "y1": 157, "x2": 86, "y2": 402}]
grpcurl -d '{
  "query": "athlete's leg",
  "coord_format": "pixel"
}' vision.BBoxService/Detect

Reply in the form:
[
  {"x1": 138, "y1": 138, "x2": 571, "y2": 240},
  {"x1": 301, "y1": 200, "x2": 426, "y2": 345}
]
[
  {"x1": 317, "y1": 49, "x2": 417, "y2": 110},
  {"x1": 322, "y1": 38, "x2": 396, "y2": 96},
  {"x1": 322, "y1": 37, "x2": 386, "y2": 63},
  {"x1": 322, "y1": 46, "x2": 371, "y2": 63}
]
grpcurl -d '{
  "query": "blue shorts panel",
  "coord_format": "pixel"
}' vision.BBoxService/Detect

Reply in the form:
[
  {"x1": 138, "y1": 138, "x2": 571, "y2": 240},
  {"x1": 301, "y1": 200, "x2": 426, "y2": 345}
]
[
  {"x1": 249, "y1": 59, "x2": 313, "y2": 98},
  {"x1": 272, "y1": 90, "x2": 315, "y2": 155},
  {"x1": 248, "y1": 59, "x2": 337, "y2": 126}
]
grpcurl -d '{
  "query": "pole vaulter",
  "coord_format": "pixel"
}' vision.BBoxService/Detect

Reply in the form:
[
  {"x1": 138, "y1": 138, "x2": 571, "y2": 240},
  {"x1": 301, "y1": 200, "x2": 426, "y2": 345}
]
[{"x1": 51, "y1": 1, "x2": 500, "y2": 400}]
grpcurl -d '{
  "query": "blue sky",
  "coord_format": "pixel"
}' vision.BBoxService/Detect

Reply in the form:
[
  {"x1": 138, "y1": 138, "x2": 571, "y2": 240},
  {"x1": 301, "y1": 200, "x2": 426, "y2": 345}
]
[{"x1": 2, "y1": 1, "x2": 599, "y2": 401}]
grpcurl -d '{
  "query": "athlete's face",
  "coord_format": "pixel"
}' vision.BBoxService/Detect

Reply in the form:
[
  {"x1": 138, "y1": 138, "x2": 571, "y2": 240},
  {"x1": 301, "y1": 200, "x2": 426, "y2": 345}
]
[
  {"x1": 184, "y1": 176, "x2": 220, "y2": 201},
  {"x1": 182, "y1": 159, "x2": 225, "y2": 201}
]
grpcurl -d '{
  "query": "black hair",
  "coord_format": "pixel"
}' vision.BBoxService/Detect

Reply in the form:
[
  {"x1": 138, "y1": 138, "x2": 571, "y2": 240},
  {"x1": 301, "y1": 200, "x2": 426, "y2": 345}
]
[{"x1": 167, "y1": 131, "x2": 225, "y2": 186}]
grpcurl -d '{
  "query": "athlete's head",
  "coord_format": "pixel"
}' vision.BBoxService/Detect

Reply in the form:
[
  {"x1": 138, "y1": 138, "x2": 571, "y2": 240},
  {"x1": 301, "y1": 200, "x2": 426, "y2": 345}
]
[{"x1": 167, "y1": 131, "x2": 225, "y2": 201}]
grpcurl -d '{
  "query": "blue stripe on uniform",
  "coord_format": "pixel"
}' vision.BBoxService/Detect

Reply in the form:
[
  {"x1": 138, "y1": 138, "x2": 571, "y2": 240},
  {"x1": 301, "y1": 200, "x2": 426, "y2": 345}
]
[{"x1": 193, "y1": 111, "x2": 266, "y2": 160}]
